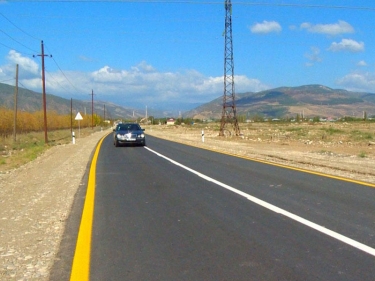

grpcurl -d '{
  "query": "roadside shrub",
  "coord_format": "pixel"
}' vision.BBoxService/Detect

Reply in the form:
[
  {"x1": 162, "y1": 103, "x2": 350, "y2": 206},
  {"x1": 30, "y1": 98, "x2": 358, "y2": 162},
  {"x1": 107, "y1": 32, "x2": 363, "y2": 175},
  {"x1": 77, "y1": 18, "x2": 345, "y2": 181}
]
[
  {"x1": 321, "y1": 127, "x2": 344, "y2": 135},
  {"x1": 0, "y1": 108, "x2": 103, "y2": 139}
]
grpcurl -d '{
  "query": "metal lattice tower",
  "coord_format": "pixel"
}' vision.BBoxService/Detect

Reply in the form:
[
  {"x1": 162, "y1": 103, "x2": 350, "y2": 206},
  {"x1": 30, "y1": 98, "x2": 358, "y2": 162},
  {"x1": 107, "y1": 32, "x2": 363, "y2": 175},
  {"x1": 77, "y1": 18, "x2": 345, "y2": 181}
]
[{"x1": 219, "y1": 0, "x2": 241, "y2": 137}]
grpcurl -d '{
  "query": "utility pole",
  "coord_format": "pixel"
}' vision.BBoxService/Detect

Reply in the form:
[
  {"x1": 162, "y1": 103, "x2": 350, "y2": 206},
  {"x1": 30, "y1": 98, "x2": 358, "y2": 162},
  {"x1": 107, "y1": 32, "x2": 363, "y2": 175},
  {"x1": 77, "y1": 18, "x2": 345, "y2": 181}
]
[
  {"x1": 34, "y1": 40, "x2": 52, "y2": 144},
  {"x1": 219, "y1": 0, "x2": 241, "y2": 137},
  {"x1": 103, "y1": 104, "x2": 106, "y2": 127},
  {"x1": 90, "y1": 90, "x2": 94, "y2": 129},
  {"x1": 70, "y1": 98, "x2": 73, "y2": 134},
  {"x1": 13, "y1": 64, "x2": 18, "y2": 142}
]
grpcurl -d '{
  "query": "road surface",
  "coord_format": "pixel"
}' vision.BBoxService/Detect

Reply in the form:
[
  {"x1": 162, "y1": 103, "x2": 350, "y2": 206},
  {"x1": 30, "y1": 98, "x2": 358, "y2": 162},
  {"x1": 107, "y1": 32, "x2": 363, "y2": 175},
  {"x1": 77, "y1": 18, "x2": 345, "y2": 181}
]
[{"x1": 73, "y1": 134, "x2": 375, "y2": 280}]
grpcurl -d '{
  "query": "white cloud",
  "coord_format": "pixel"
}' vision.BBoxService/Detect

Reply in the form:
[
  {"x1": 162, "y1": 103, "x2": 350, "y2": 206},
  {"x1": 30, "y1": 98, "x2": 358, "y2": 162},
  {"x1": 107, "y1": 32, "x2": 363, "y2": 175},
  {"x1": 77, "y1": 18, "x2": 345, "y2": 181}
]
[
  {"x1": 9, "y1": 51, "x2": 39, "y2": 75},
  {"x1": 328, "y1": 39, "x2": 364, "y2": 52},
  {"x1": 79, "y1": 55, "x2": 94, "y2": 62},
  {"x1": 92, "y1": 66, "x2": 124, "y2": 83},
  {"x1": 19, "y1": 78, "x2": 42, "y2": 91},
  {"x1": 72, "y1": 66, "x2": 269, "y2": 109},
  {"x1": 131, "y1": 61, "x2": 156, "y2": 73},
  {"x1": 234, "y1": 75, "x2": 270, "y2": 93},
  {"x1": 336, "y1": 71, "x2": 375, "y2": 92},
  {"x1": 86, "y1": 63, "x2": 269, "y2": 107},
  {"x1": 250, "y1": 21, "x2": 282, "y2": 34},
  {"x1": 0, "y1": 54, "x2": 269, "y2": 110},
  {"x1": 305, "y1": 47, "x2": 322, "y2": 66},
  {"x1": 357, "y1": 60, "x2": 367, "y2": 66},
  {"x1": 300, "y1": 20, "x2": 354, "y2": 35},
  {"x1": 0, "y1": 50, "x2": 39, "y2": 80}
]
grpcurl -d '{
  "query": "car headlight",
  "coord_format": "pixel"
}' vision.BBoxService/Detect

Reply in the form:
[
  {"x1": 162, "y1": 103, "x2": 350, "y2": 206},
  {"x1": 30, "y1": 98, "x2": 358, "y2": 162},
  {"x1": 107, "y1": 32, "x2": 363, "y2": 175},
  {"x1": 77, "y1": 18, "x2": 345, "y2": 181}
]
[{"x1": 138, "y1": 134, "x2": 145, "y2": 138}]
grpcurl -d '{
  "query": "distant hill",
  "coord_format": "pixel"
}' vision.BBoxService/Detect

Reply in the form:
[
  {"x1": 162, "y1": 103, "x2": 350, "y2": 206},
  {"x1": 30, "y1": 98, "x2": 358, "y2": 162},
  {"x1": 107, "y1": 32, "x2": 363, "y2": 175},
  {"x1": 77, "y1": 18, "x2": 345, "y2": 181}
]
[
  {"x1": 0, "y1": 83, "x2": 162, "y2": 120},
  {"x1": 4, "y1": 83, "x2": 375, "y2": 120},
  {"x1": 185, "y1": 85, "x2": 375, "y2": 119}
]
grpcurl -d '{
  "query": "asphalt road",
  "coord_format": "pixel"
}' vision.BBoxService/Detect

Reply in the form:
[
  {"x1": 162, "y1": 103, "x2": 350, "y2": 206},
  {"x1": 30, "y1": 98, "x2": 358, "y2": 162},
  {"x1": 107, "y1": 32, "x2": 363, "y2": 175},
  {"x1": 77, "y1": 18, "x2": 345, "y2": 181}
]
[{"x1": 87, "y1": 134, "x2": 375, "y2": 280}]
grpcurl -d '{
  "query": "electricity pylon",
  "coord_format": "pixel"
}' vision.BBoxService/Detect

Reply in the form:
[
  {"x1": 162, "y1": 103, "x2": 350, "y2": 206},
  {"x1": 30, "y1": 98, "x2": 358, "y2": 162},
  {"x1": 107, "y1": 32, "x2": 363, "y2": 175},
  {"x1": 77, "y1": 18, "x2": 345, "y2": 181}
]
[{"x1": 219, "y1": 0, "x2": 241, "y2": 137}]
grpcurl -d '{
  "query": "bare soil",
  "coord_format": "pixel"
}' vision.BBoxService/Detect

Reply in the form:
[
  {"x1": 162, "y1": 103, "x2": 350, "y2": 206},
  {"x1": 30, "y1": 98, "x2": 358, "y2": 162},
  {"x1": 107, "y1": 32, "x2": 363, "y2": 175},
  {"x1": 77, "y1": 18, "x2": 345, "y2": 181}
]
[{"x1": 0, "y1": 130, "x2": 109, "y2": 280}]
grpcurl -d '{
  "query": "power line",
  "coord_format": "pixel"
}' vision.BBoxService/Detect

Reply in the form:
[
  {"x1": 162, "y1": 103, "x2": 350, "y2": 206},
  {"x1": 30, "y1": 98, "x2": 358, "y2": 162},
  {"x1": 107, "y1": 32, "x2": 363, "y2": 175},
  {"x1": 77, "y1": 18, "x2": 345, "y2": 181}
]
[
  {"x1": 1, "y1": 13, "x2": 82, "y2": 96},
  {"x1": 0, "y1": 12, "x2": 40, "y2": 41},
  {"x1": 44, "y1": 69, "x2": 86, "y2": 98},
  {"x1": 5, "y1": 1, "x2": 375, "y2": 11},
  {"x1": 0, "y1": 12, "x2": 40, "y2": 55},
  {"x1": 0, "y1": 42, "x2": 33, "y2": 56},
  {"x1": 17, "y1": 81, "x2": 40, "y2": 95},
  {"x1": 241, "y1": 2, "x2": 375, "y2": 11},
  {"x1": 1, "y1": 11, "x2": 81, "y2": 101},
  {"x1": 44, "y1": 71, "x2": 72, "y2": 94},
  {"x1": 44, "y1": 43, "x2": 84, "y2": 95},
  {"x1": 0, "y1": 78, "x2": 15, "y2": 83},
  {"x1": 0, "y1": 29, "x2": 38, "y2": 53}
]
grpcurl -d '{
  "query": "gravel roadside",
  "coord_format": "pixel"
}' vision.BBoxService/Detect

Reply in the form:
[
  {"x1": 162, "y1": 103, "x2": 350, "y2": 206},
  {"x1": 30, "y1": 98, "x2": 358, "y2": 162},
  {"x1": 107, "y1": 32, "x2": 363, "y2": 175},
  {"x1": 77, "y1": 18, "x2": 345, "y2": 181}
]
[{"x1": 0, "y1": 130, "x2": 109, "y2": 280}]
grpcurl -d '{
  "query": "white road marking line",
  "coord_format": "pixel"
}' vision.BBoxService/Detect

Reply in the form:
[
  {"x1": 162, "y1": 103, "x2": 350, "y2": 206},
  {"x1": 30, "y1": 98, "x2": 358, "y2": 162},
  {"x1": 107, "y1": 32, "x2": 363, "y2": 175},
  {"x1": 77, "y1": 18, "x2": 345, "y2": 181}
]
[{"x1": 145, "y1": 146, "x2": 375, "y2": 257}]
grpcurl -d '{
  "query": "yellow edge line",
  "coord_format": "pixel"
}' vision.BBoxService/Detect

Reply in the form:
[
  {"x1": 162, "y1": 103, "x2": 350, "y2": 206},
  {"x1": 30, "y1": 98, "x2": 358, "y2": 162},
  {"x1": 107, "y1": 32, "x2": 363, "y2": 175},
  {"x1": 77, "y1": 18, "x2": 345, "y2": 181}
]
[
  {"x1": 154, "y1": 136, "x2": 375, "y2": 188},
  {"x1": 70, "y1": 135, "x2": 106, "y2": 281},
  {"x1": 68, "y1": 132, "x2": 375, "y2": 281}
]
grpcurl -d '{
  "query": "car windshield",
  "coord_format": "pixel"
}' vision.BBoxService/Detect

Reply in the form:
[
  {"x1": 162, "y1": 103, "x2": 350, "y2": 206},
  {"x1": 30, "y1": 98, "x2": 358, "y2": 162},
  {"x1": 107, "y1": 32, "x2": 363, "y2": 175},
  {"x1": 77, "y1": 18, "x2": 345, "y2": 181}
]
[{"x1": 117, "y1": 124, "x2": 140, "y2": 131}]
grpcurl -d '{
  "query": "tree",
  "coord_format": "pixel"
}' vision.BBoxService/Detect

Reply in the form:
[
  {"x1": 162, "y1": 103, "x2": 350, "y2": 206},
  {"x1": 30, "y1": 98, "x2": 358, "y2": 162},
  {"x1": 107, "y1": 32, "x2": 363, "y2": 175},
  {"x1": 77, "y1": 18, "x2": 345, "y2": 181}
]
[{"x1": 296, "y1": 113, "x2": 301, "y2": 122}]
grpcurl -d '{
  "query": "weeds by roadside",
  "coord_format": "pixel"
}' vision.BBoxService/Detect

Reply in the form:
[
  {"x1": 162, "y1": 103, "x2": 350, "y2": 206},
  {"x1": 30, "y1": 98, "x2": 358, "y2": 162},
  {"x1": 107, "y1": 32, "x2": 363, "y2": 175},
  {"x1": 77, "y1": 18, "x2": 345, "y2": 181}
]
[
  {"x1": 0, "y1": 127, "x2": 105, "y2": 172},
  {"x1": 358, "y1": 151, "x2": 367, "y2": 158}
]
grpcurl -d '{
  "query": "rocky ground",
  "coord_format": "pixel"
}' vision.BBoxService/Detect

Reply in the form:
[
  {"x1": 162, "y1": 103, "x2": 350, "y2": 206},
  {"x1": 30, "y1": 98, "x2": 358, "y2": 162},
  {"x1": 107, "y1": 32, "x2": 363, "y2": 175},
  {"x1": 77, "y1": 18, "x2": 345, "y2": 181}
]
[
  {"x1": 0, "y1": 130, "x2": 109, "y2": 280},
  {"x1": 1, "y1": 122, "x2": 375, "y2": 280}
]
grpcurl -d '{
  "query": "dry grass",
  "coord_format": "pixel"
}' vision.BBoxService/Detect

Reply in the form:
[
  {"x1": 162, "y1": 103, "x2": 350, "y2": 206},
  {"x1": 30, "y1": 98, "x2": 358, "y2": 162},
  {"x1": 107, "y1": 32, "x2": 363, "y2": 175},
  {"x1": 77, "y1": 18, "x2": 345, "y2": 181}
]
[
  {"x1": 0, "y1": 126, "x2": 106, "y2": 172},
  {"x1": 147, "y1": 121, "x2": 375, "y2": 153}
]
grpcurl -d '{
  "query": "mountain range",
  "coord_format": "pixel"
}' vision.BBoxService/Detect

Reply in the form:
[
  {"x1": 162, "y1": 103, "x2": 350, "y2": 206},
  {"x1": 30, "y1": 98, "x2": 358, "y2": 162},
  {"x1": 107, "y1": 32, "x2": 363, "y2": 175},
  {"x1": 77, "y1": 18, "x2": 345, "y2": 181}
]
[
  {"x1": 2, "y1": 83, "x2": 375, "y2": 120},
  {"x1": 185, "y1": 85, "x2": 375, "y2": 120},
  {"x1": 0, "y1": 83, "x2": 153, "y2": 120}
]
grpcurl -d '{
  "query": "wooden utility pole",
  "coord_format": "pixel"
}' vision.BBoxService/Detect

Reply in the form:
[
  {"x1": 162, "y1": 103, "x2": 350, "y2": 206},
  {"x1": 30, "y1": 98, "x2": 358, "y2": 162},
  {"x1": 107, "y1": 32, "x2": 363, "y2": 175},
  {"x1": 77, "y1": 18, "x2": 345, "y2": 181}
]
[
  {"x1": 70, "y1": 98, "x2": 73, "y2": 134},
  {"x1": 91, "y1": 90, "x2": 94, "y2": 129},
  {"x1": 13, "y1": 64, "x2": 19, "y2": 142},
  {"x1": 34, "y1": 40, "x2": 52, "y2": 144},
  {"x1": 103, "y1": 104, "x2": 106, "y2": 126},
  {"x1": 41, "y1": 41, "x2": 48, "y2": 143}
]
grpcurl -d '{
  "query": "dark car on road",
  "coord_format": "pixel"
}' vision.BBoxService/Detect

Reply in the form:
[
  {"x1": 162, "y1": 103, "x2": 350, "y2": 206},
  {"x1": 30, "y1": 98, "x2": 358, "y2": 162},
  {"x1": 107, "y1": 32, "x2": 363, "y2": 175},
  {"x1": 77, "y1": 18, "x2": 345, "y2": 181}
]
[{"x1": 113, "y1": 123, "x2": 146, "y2": 147}]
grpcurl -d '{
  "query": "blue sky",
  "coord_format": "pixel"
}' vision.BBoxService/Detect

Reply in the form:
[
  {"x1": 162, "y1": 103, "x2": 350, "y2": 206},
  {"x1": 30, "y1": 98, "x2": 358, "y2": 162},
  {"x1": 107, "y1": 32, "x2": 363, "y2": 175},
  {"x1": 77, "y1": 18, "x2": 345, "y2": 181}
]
[{"x1": 1, "y1": 0, "x2": 375, "y2": 113}]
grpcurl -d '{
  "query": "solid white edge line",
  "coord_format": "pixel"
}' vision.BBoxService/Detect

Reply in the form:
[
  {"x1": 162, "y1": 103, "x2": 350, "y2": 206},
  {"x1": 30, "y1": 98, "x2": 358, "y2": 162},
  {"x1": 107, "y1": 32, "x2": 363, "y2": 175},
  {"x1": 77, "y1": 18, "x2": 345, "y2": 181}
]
[{"x1": 145, "y1": 146, "x2": 375, "y2": 257}]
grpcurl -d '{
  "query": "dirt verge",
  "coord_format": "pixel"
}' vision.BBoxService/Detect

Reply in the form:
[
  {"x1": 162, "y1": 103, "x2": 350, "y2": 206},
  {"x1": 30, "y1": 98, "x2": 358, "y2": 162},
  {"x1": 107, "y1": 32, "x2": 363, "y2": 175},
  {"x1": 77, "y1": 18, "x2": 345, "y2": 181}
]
[{"x1": 0, "y1": 130, "x2": 109, "y2": 280}]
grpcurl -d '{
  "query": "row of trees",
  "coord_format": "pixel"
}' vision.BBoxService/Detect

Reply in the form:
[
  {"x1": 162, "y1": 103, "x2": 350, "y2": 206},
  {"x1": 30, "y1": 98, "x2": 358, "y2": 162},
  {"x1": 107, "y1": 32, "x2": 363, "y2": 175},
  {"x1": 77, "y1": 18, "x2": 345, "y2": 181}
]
[{"x1": 0, "y1": 107, "x2": 103, "y2": 138}]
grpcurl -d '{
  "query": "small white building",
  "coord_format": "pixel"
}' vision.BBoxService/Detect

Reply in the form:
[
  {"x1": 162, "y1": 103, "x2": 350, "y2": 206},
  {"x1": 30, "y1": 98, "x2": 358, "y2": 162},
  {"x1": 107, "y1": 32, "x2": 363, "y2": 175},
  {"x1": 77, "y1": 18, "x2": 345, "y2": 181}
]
[{"x1": 166, "y1": 118, "x2": 175, "y2": 125}]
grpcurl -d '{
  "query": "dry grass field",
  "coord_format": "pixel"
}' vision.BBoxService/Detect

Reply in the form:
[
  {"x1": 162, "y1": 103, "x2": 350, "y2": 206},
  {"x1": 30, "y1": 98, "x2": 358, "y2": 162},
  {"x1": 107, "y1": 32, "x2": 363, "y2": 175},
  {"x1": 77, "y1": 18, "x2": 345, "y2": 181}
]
[{"x1": 146, "y1": 121, "x2": 375, "y2": 185}]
